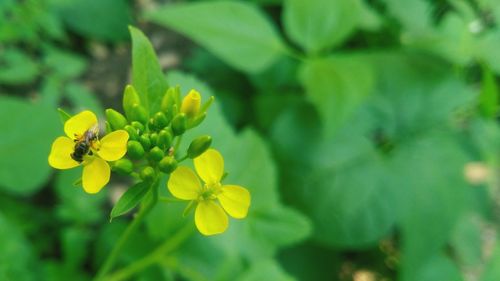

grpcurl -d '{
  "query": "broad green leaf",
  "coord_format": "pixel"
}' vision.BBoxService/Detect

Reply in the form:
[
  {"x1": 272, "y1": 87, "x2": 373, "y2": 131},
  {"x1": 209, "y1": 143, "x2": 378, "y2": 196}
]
[
  {"x1": 415, "y1": 254, "x2": 463, "y2": 281},
  {"x1": 0, "y1": 96, "x2": 60, "y2": 195},
  {"x1": 0, "y1": 49, "x2": 38, "y2": 84},
  {"x1": 58, "y1": 0, "x2": 132, "y2": 41},
  {"x1": 299, "y1": 54, "x2": 374, "y2": 137},
  {"x1": 146, "y1": 1, "x2": 286, "y2": 73},
  {"x1": 236, "y1": 260, "x2": 296, "y2": 281},
  {"x1": 110, "y1": 182, "x2": 150, "y2": 220},
  {"x1": 382, "y1": 0, "x2": 432, "y2": 34},
  {"x1": 394, "y1": 134, "x2": 472, "y2": 281},
  {"x1": 0, "y1": 212, "x2": 38, "y2": 281},
  {"x1": 130, "y1": 26, "x2": 169, "y2": 114},
  {"x1": 283, "y1": 0, "x2": 362, "y2": 53},
  {"x1": 61, "y1": 226, "x2": 91, "y2": 271}
]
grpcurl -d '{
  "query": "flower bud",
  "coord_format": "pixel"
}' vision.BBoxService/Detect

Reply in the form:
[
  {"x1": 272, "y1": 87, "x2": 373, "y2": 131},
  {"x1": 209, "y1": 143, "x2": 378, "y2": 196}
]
[
  {"x1": 181, "y1": 89, "x2": 201, "y2": 118},
  {"x1": 187, "y1": 135, "x2": 212, "y2": 159},
  {"x1": 157, "y1": 129, "x2": 173, "y2": 150},
  {"x1": 106, "y1": 109, "x2": 128, "y2": 130},
  {"x1": 123, "y1": 85, "x2": 141, "y2": 120},
  {"x1": 112, "y1": 158, "x2": 133, "y2": 175},
  {"x1": 131, "y1": 121, "x2": 144, "y2": 133},
  {"x1": 158, "y1": 156, "x2": 177, "y2": 174},
  {"x1": 124, "y1": 125, "x2": 138, "y2": 140},
  {"x1": 127, "y1": 140, "x2": 145, "y2": 160},
  {"x1": 148, "y1": 146, "x2": 164, "y2": 162},
  {"x1": 139, "y1": 134, "x2": 151, "y2": 151},
  {"x1": 130, "y1": 104, "x2": 148, "y2": 125},
  {"x1": 154, "y1": 112, "x2": 169, "y2": 128},
  {"x1": 171, "y1": 113, "x2": 187, "y2": 136},
  {"x1": 161, "y1": 86, "x2": 180, "y2": 115},
  {"x1": 140, "y1": 166, "x2": 155, "y2": 182},
  {"x1": 150, "y1": 133, "x2": 158, "y2": 146}
]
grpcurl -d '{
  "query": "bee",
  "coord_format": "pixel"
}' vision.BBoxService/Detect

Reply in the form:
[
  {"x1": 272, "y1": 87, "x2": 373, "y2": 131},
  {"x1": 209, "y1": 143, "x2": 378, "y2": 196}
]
[{"x1": 71, "y1": 125, "x2": 99, "y2": 163}]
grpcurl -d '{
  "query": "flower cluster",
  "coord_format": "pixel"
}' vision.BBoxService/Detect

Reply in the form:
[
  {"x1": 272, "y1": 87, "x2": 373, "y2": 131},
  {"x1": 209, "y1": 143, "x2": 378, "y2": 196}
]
[{"x1": 48, "y1": 84, "x2": 251, "y2": 235}]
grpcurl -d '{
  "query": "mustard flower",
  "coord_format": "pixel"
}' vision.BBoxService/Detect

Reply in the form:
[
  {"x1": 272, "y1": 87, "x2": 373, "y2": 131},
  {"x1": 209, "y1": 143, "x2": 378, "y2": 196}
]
[
  {"x1": 168, "y1": 149, "x2": 251, "y2": 235},
  {"x1": 48, "y1": 110, "x2": 129, "y2": 194}
]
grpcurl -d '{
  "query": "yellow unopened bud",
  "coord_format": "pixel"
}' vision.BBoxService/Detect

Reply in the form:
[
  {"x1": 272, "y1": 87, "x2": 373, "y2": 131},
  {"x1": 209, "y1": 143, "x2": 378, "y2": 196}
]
[{"x1": 181, "y1": 89, "x2": 201, "y2": 118}]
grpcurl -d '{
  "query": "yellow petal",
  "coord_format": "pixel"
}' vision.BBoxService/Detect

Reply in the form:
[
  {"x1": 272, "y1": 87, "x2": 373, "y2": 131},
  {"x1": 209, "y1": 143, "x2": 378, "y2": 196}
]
[
  {"x1": 82, "y1": 157, "x2": 110, "y2": 194},
  {"x1": 168, "y1": 166, "x2": 202, "y2": 200},
  {"x1": 64, "y1": 110, "x2": 98, "y2": 138},
  {"x1": 48, "y1": 137, "x2": 80, "y2": 169},
  {"x1": 181, "y1": 89, "x2": 201, "y2": 117},
  {"x1": 218, "y1": 185, "x2": 251, "y2": 219},
  {"x1": 195, "y1": 200, "x2": 228, "y2": 236},
  {"x1": 194, "y1": 148, "x2": 224, "y2": 184},
  {"x1": 97, "y1": 130, "x2": 129, "y2": 161}
]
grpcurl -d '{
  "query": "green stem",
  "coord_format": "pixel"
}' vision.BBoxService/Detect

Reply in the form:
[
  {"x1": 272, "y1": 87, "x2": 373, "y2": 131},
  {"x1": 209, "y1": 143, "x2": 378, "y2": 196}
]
[
  {"x1": 105, "y1": 223, "x2": 194, "y2": 281},
  {"x1": 93, "y1": 180, "x2": 160, "y2": 281},
  {"x1": 174, "y1": 135, "x2": 183, "y2": 152}
]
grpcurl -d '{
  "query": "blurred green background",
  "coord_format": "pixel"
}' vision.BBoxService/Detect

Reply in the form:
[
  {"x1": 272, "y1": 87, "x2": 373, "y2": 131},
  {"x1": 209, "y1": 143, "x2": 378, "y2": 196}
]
[{"x1": 2, "y1": 0, "x2": 500, "y2": 280}]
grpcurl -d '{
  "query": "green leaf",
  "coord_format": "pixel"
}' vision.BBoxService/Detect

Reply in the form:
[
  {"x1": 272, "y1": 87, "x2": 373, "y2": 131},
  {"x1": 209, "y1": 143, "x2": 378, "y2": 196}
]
[
  {"x1": 0, "y1": 212, "x2": 39, "y2": 281},
  {"x1": 283, "y1": 0, "x2": 362, "y2": 53},
  {"x1": 0, "y1": 96, "x2": 60, "y2": 195},
  {"x1": 146, "y1": 1, "x2": 286, "y2": 73},
  {"x1": 58, "y1": 0, "x2": 132, "y2": 41},
  {"x1": 414, "y1": 254, "x2": 463, "y2": 281},
  {"x1": 393, "y1": 134, "x2": 472, "y2": 281},
  {"x1": 43, "y1": 48, "x2": 87, "y2": 79},
  {"x1": 299, "y1": 54, "x2": 374, "y2": 137},
  {"x1": 57, "y1": 108, "x2": 72, "y2": 124},
  {"x1": 236, "y1": 260, "x2": 296, "y2": 281},
  {"x1": 110, "y1": 182, "x2": 150, "y2": 220},
  {"x1": 0, "y1": 49, "x2": 39, "y2": 84},
  {"x1": 130, "y1": 26, "x2": 169, "y2": 114}
]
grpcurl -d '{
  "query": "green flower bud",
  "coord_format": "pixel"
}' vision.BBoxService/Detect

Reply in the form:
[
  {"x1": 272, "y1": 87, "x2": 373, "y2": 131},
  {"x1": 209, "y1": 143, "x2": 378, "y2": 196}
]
[
  {"x1": 127, "y1": 140, "x2": 145, "y2": 160},
  {"x1": 171, "y1": 113, "x2": 187, "y2": 136},
  {"x1": 161, "y1": 86, "x2": 180, "y2": 115},
  {"x1": 187, "y1": 135, "x2": 212, "y2": 159},
  {"x1": 154, "y1": 111, "x2": 169, "y2": 128},
  {"x1": 150, "y1": 133, "x2": 158, "y2": 146},
  {"x1": 148, "y1": 146, "x2": 164, "y2": 162},
  {"x1": 123, "y1": 85, "x2": 141, "y2": 120},
  {"x1": 157, "y1": 129, "x2": 173, "y2": 150},
  {"x1": 130, "y1": 104, "x2": 148, "y2": 125},
  {"x1": 199, "y1": 96, "x2": 215, "y2": 114},
  {"x1": 131, "y1": 121, "x2": 145, "y2": 134},
  {"x1": 106, "y1": 109, "x2": 128, "y2": 130},
  {"x1": 124, "y1": 125, "x2": 138, "y2": 140},
  {"x1": 140, "y1": 166, "x2": 155, "y2": 182},
  {"x1": 139, "y1": 134, "x2": 151, "y2": 151},
  {"x1": 158, "y1": 156, "x2": 177, "y2": 174},
  {"x1": 112, "y1": 158, "x2": 133, "y2": 175}
]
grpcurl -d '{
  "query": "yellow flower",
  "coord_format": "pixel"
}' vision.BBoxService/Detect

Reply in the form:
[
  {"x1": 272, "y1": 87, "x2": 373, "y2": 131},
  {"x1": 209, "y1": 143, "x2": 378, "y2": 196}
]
[
  {"x1": 180, "y1": 89, "x2": 201, "y2": 117},
  {"x1": 48, "y1": 110, "x2": 129, "y2": 194},
  {"x1": 168, "y1": 149, "x2": 251, "y2": 235}
]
